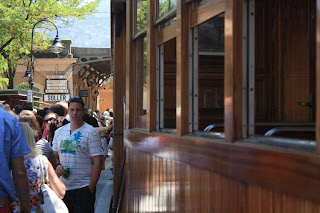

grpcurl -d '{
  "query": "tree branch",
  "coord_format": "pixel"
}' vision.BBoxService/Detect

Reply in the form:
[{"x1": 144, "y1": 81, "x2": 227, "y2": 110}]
[
  {"x1": 1, "y1": 0, "x2": 33, "y2": 53},
  {"x1": 0, "y1": 37, "x2": 15, "y2": 54}
]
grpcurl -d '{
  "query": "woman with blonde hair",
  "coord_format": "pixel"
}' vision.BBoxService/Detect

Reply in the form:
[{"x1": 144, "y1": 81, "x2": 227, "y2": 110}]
[{"x1": 12, "y1": 122, "x2": 66, "y2": 213}]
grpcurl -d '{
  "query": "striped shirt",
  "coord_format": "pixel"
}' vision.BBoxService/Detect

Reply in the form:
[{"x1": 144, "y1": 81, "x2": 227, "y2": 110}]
[
  {"x1": 52, "y1": 123, "x2": 103, "y2": 190},
  {"x1": 36, "y1": 139, "x2": 54, "y2": 159}
]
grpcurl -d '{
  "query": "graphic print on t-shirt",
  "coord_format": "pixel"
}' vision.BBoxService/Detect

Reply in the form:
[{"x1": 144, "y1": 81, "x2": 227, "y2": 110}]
[{"x1": 60, "y1": 132, "x2": 83, "y2": 154}]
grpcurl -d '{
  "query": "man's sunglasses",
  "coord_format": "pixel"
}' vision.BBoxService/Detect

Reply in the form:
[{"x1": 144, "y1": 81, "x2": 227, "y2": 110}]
[{"x1": 44, "y1": 117, "x2": 56, "y2": 124}]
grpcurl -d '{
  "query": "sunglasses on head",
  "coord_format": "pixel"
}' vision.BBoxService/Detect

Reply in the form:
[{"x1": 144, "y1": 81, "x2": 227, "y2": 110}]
[
  {"x1": 69, "y1": 96, "x2": 82, "y2": 101},
  {"x1": 44, "y1": 117, "x2": 56, "y2": 123}
]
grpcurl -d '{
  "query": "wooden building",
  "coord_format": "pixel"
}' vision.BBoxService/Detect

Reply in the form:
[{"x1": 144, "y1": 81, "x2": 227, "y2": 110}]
[{"x1": 110, "y1": 0, "x2": 320, "y2": 212}]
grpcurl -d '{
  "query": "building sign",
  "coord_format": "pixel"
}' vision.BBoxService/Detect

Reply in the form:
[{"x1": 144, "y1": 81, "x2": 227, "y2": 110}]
[
  {"x1": 46, "y1": 75, "x2": 68, "y2": 79},
  {"x1": 79, "y1": 90, "x2": 89, "y2": 97},
  {"x1": 27, "y1": 90, "x2": 33, "y2": 102},
  {"x1": 45, "y1": 89, "x2": 70, "y2": 93},
  {"x1": 44, "y1": 94, "x2": 70, "y2": 102},
  {"x1": 45, "y1": 75, "x2": 69, "y2": 94}
]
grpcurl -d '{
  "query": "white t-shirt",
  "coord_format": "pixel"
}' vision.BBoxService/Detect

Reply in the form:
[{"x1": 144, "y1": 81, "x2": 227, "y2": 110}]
[{"x1": 52, "y1": 123, "x2": 103, "y2": 190}]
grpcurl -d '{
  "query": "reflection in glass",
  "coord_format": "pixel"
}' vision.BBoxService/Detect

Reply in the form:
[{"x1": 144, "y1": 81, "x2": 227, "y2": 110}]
[
  {"x1": 158, "y1": 0, "x2": 177, "y2": 18},
  {"x1": 197, "y1": 14, "x2": 225, "y2": 131},
  {"x1": 136, "y1": 0, "x2": 147, "y2": 33},
  {"x1": 135, "y1": 36, "x2": 148, "y2": 118},
  {"x1": 199, "y1": 13, "x2": 224, "y2": 55},
  {"x1": 163, "y1": 38, "x2": 176, "y2": 129}
]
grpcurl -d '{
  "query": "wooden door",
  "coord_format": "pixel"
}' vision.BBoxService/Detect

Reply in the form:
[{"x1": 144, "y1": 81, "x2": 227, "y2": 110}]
[{"x1": 282, "y1": 0, "x2": 315, "y2": 122}]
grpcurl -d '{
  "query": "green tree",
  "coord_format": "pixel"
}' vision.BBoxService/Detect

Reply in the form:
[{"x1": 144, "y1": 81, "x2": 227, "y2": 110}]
[
  {"x1": 15, "y1": 82, "x2": 39, "y2": 92},
  {"x1": 0, "y1": 0, "x2": 101, "y2": 89},
  {"x1": 136, "y1": 0, "x2": 147, "y2": 33}
]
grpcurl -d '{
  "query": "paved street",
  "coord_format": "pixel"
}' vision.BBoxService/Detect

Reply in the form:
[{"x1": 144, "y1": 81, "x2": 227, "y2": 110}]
[{"x1": 95, "y1": 153, "x2": 113, "y2": 213}]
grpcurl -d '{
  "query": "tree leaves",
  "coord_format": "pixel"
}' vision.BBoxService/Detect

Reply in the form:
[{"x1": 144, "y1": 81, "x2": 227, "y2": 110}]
[{"x1": 0, "y1": 0, "x2": 101, "y2": 88}]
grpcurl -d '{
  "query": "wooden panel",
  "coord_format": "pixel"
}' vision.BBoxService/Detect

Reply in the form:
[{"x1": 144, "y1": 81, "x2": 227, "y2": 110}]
[
  {"x1": 112, "y1": 5, "x2": 126, "y2": 209},
  {"x1": 190, "y1": 0, "x2": 225, "y2": 27},
  {"x1": 176, "y1": 0, "x2": 189, "y2": 135},
  {"x1": 147, "y1": 0, "x2": 157, "y2": 132},
  {"x1": 157, "y1": 23, "x2": 177, "y2": 45},
  {"x1": 283, "y1": 0, "x2": 311, "y2": 122},
  {"x1": 255, "y1": 76, "x2": 269, "y2": 121},
  {"x1": 317, "y1": 0, "x2": 320, "y2": 152},
  {"x1": 124, "y1": 130, "x2": 320, "y2": 202},
  {"x1": 224, "y1": 0, "x2": 243, "y2": 141},
  {"x1": 125, "y1": 138, "x2": 320, "y2": 212}
]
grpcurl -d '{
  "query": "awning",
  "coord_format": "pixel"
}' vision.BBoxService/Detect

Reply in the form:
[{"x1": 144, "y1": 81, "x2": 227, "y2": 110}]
[
  {"x1": 19, "y1": 99, "x2": 53, "y2": 106},
  {"x1": 0, "y1": 89, "x2": 43, "y2": 99}
]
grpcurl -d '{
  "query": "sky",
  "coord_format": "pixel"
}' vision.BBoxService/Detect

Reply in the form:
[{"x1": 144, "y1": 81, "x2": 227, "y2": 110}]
[{"x1": 50, "y1": 0, "x2": 110, "y2": 48}]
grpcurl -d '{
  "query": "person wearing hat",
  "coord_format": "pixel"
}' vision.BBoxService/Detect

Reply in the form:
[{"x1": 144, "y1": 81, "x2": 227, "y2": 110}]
[{"x1": 52, "y1": 96, "x2": 103, "y2": 213}]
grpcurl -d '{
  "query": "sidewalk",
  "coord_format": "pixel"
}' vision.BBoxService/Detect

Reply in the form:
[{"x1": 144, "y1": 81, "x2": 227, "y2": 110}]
[{"x1": 95, "y1": 155, "x2": 113, "y2": 213}]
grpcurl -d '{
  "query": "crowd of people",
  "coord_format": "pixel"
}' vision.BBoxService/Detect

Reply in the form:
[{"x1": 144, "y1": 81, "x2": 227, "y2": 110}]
[{"x1": 0, "y1": 98, "x2": 113, "y2": 213}]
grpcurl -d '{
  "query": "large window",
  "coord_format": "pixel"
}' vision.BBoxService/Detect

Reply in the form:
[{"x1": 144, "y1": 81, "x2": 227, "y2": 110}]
[
  {"x1": 134, "y1": 36, "x2": 148, "y2": 128},
  {"x1": 133, "y1": 0, "x2": 148, "y2": 128},
  {"x1": 192, "y1": 14, "x2": 225, "y2": 134}
]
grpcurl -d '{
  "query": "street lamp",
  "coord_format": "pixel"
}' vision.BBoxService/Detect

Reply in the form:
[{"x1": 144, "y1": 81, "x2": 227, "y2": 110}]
[{"x1": 23, "y1": 19, "x2": 64, "y2": 106}]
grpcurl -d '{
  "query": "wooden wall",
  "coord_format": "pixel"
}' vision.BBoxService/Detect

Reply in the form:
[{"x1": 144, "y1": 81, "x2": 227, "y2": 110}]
[
  {"x1": 110, "y1": 0, "x2": 320, "y2": 212},
  {"x1": 125, "y1": 130, "x2": 320, "y2": 212}
]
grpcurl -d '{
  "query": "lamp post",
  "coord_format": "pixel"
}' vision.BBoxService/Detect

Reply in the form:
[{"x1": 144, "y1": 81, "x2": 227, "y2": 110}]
[{"x1": 24, "y1": 19, "x2": 64, "y2": 107}]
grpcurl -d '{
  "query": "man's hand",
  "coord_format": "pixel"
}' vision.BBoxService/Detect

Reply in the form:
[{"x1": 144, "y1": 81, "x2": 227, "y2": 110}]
[
  {"x1": 55, "y1": 164, "x2": 65, "y2": 177},
  {"x1": 88, "y1": 156, "x2": 102, "y2": 194}
]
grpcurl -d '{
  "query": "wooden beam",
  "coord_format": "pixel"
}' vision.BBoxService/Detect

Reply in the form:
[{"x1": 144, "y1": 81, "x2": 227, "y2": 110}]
[
  {"x1": 112, "y1": 2, "x2": 126, "y2": 210},
  {"x1": 157, "y1": 23, "x2": 177, "y2": 45},
  {"x1": 190, "y1": 0, "x2": 225, "y2": 28},
  {"x1": 147, "y1": 0, "x2": 157, "y2": 132},
  {"x1": 224, "y1": 0, "x2": 243, "y2": 142},
  {"x1": 176, "y1": 0, "x2": 189, "y2": 136},
  {"x1": 125, "y1": 0, "x2": 135, "y2": 129},
  {"x1": 316, "y1": 0, "x2": 320, "y2": 153}
]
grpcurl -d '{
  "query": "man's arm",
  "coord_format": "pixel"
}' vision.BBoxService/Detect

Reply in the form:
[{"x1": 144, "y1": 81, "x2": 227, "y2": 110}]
[
  {"x1": 88, "y1": 155, "x2": 102, "y2": 193},
  {"x1": 10, "y1": 157, "x2": 31, "y2": 213}
]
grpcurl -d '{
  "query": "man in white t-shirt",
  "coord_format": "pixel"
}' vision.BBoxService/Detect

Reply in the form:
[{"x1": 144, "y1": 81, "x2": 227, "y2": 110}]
[{"x1": 53, "y1": 96, "x2": 103, "y2": 213}]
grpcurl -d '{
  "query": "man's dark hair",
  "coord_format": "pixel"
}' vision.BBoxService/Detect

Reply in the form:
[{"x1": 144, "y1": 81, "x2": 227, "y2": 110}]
[
  {"x1": 68, "y1": 96, "x2": 84, "y2": 109},
  {"x1": 36, "y1": 115, "x2": 44, "y2": 130},
  {"x1": 23, "y1": 105, "x2": 33, "y2": 111},
  {"x1": 49, "y1": 104, "x2": 65, "y2": 116},
  {"x1": 83, "y1": 113, "x2": 99, "y2": 127},
  {"x1": 14, "y1": 105, "x2": 23, "y2": 115},
  {"x1": 37, "y1": 109, "x2": 46, "y2": 118}
]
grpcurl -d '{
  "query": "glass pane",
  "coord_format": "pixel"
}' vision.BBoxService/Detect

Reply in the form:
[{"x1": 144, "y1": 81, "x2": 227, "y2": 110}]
[
  {"x1": 254, "y1": 0, "x2": 315, "y2": 141},
  {"x1": 199, "y1": 13, "x2": 224, "y2": 55},
  {"x1": 163, "y1": 38, "x2": 176, "y2": 129},
  {"x1": 136, "y1": 0, "x2": 147, "y2": 33},
  {"x1": 135, "y1": 37, "x2": 148, "y2": 118},
  {"x1": 197, "y1": 14, "x2": 225, "y2": 131},
  {"x1": 158, "y1": 0, "x2": 177, "y2": 18}
]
